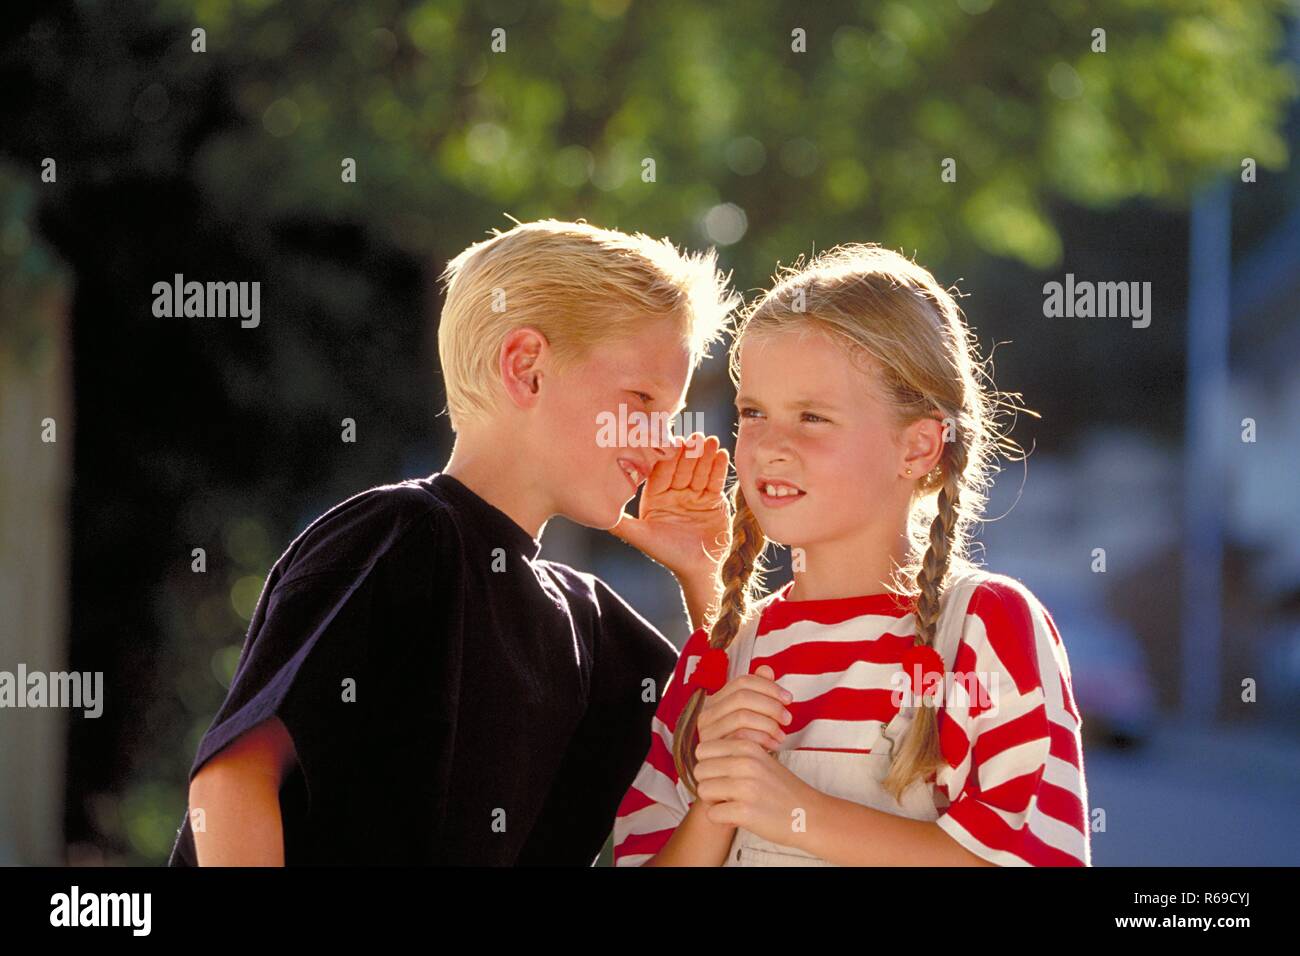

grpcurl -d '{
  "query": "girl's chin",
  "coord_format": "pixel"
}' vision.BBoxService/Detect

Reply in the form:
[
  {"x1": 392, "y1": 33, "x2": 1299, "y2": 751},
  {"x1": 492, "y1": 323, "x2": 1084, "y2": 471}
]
[
  {"x1": 755, "y1": 519, "x2": 816, "y2": 551},
  {"x1": 753, "y1": 523, "x2": 796, "y2": 549}
]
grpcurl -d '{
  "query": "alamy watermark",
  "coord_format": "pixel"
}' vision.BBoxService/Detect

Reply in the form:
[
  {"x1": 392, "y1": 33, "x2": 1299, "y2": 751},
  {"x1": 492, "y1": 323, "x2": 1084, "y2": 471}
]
[
  {"x1": 0, "y1": 664, "x2": 103, "y2": 718},
  {"x1": 596, "y1": 405, "x2": 707, "y2": 457},
  {"x1": 889, "y1": 667, "x2": 1000, "y2": 712},
  {"x1": 1042, "y1": 273, "x2": 1151, "y2": 328},
  {"x1": 50, "y1": 886, "x2": 150, "y2": 936},
  {"x1": 152, "y1": 273, "x2": 260, "y2": 328}
]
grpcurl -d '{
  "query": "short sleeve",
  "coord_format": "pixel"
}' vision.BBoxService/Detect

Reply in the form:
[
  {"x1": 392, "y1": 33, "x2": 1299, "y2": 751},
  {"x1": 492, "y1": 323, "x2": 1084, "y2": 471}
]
[
  {"x1": 611, "y1": 626, "x2": 712, "y2": 866},
  {"x1": 933, "y1": 579, "x2": 1091, "y2": 866},
  {"x1": 169, "y1": 496, "x2": 458, "y2": 865},
  {"x1": 514, "y1": 570, "x2": 677, "y2": 866},
  {"x1": 167, "y1": 562, "x2": 382, "y2": 865}
]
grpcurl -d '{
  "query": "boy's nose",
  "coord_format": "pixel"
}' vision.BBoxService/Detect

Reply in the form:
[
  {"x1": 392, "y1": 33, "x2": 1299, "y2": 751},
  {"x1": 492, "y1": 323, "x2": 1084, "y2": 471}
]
[
  {"x1": 646, "y1": 416, "x2": 679, "y2": 457},
  {"x1": 648, "y1": 432, "x2": 679, "y2": 460}
]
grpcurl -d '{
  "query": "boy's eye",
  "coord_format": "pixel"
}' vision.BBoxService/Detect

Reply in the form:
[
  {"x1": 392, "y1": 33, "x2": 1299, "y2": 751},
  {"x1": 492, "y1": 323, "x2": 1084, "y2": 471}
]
[
  {"x1": 802, "y1": 412, "x2": 829, "y2": 423},
  {"x1": 632, "y1": 391, "x2": 653, "y2": 405},
  {"x1": 737, "y1": 407, "x2": 763, "y2": 420}
]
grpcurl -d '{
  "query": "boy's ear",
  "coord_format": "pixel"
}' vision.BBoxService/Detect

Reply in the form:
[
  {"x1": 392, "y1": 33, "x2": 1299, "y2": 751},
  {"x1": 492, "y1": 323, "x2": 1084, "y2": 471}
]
[
  {"x1": 900, "y1": 414, "x2": 944, "y2": 477},
  {"x1": 498, "y1": 326, "x2": 548, "y2": 409}
]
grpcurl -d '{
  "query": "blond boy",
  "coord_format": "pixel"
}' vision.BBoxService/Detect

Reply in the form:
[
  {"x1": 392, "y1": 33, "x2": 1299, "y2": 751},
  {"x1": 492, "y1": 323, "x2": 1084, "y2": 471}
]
[{"x1": 168, "y1": 220, "x2": 737, "y2": 865}]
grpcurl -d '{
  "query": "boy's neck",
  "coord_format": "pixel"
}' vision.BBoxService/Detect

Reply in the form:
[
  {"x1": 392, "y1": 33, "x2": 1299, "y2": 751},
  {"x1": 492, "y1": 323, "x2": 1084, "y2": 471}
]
[{"x1": 442, "y1": 433, "x2": 550, "y2": 541}]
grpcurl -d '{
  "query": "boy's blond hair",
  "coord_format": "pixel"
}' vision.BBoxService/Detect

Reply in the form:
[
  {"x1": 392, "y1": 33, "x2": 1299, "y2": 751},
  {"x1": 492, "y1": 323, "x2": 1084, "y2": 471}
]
[{"x1": 436, "y1": 218, "x2": 740, "y2": 430}]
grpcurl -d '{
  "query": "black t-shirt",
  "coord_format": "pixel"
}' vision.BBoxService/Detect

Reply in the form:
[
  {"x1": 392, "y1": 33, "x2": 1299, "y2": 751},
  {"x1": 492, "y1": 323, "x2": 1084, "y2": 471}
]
[{"x1": 167, "y1": 472, "x2": 677, "y2": 865}]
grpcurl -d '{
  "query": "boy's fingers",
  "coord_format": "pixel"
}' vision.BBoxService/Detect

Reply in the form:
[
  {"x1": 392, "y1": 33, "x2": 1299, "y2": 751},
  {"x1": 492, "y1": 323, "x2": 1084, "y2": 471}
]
[
  {"x1": 688, "y1": 435, "x2": 720, "y2": 491},
  {"x1": 646, "y1": 462, "x2": 672, "y2": 497},
  {"x1": 646, "y1": 442, "x2": 683, "y2": 495},
  {"x1": 706, "y1": 447, "x2": 730, "y2": 495},
  {"x1": 669, "y1": 433, "x2": 702, "y2": 489}
]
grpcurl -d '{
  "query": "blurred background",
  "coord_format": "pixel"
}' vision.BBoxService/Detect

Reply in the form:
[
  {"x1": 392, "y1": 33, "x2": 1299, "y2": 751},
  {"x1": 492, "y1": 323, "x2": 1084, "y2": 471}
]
[{"x1": 1, "y1": 0, "x2": 1298, "y2": 866}]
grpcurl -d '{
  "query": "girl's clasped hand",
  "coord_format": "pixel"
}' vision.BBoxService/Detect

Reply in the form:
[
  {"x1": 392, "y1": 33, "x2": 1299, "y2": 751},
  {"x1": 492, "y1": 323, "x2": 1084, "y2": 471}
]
[{"x1": 693, "y1": 665, "x2": 821, "y2": 845}]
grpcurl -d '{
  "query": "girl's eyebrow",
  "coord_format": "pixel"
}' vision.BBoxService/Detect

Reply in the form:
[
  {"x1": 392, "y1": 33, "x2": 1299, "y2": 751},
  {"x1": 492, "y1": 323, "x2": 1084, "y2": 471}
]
[{"x1": 736, "y1": 393, "x2": 841, "y2": 411}]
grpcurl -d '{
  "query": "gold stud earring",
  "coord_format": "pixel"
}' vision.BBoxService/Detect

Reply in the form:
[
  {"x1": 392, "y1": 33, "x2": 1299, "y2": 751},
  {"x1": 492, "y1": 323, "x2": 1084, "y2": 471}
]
[{"x1": 905, "y1": 467, "x2": 912, "y2": 477}]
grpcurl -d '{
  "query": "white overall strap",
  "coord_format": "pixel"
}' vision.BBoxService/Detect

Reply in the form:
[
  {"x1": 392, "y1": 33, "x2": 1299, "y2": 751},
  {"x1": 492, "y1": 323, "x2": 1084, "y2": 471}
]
[
  {"x1": 875, "y1": 571, "x2": 987, "y2": 768},
  {"x1": 728, "y1": 589, "x2": 784, "y2": 680},
  {"x1": 931, "y1": 570, "x2": 987, "y2": 671}
]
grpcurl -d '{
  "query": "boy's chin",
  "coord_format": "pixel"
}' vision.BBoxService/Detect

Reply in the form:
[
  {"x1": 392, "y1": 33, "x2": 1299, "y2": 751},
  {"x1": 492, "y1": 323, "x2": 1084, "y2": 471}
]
[{"x1": 557, "y1": 490, "x2": 628, "y2": 531}]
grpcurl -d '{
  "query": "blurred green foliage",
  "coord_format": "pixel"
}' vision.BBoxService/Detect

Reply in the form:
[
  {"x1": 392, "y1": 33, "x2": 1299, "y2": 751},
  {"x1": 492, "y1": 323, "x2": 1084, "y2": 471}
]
[{"x1": 139, "y1": 0, "x2": 1296, "y2": 270}]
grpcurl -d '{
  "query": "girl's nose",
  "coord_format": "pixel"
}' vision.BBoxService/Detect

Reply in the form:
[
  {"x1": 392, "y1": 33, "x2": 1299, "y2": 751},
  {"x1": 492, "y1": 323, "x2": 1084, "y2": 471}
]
[{"x1": 754, "y1": 427, "x2": 793, "y2": 461}]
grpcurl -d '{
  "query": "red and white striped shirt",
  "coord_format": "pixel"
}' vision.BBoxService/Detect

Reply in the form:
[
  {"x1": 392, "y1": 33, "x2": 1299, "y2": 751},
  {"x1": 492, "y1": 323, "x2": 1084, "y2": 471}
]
[{"x1": 612, "y1": 573, "x2": 1091, "y2": 866}]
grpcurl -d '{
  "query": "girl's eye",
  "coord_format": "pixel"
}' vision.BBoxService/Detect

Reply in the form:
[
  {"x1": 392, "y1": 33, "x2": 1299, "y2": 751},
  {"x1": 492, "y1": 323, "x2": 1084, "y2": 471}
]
[
  {"x1": 802, "y1": 412, "x2": 829, "y2": 423},
  {"x1": 738, "y1": 407, "x2": 763, "y2": 420}
]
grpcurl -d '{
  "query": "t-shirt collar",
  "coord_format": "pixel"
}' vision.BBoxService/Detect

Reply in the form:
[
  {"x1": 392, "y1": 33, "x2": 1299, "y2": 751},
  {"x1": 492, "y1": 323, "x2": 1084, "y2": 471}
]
[
  {"x1": 762, "y1": 578, "x2": 919, "y2": 629},
  {"x1": 430, "y1": 472, "x2": 543, "y2": 561}
]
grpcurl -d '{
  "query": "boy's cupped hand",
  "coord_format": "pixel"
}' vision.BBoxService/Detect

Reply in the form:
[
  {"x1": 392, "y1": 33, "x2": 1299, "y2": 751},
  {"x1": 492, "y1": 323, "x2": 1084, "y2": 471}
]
[{"x1": 609, "y1": 432, "x2": 732, "y2": 579}]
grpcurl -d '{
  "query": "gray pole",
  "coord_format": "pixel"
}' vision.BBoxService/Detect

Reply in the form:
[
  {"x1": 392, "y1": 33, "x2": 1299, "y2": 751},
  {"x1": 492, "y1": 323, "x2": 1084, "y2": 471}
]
[{"x1": 1181, "y1": 178, "x2": 1232, "y2": 724}]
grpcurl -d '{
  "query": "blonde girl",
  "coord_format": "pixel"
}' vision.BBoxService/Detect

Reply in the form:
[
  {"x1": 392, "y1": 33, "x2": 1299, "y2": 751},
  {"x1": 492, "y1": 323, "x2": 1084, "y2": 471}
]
[{"x1": 613, "y1": 244, "x2": 1090, "y2": 866}]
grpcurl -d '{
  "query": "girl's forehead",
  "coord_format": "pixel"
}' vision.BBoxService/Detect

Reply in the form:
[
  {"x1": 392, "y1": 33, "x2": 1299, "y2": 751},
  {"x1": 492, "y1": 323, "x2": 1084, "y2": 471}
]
[
  {"x1": 738, "y1": 326, "x2": 877, "y2": 384},
  {"x1": 739, "y1": 320, "x2": 868, "y2": 357}
]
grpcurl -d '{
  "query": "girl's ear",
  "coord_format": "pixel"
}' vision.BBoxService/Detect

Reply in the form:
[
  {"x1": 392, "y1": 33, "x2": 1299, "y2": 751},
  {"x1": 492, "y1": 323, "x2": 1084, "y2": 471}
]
[
  {"x1": 900, "y1": 415, "x2": 945, "y2": 478},
  {"x1": 498, "y1": 326, "x2": 549, "y2": 408}
]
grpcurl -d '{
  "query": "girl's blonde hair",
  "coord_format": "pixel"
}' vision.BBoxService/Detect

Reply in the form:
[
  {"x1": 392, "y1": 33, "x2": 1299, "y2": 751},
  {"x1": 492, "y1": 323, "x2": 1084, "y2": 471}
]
[
  {"x1": 437, "y1": 218, "x2": 739, "y2": 430},
  {"x1": 672, "y1": 243, "x2": 1027, "y2": 804}
]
